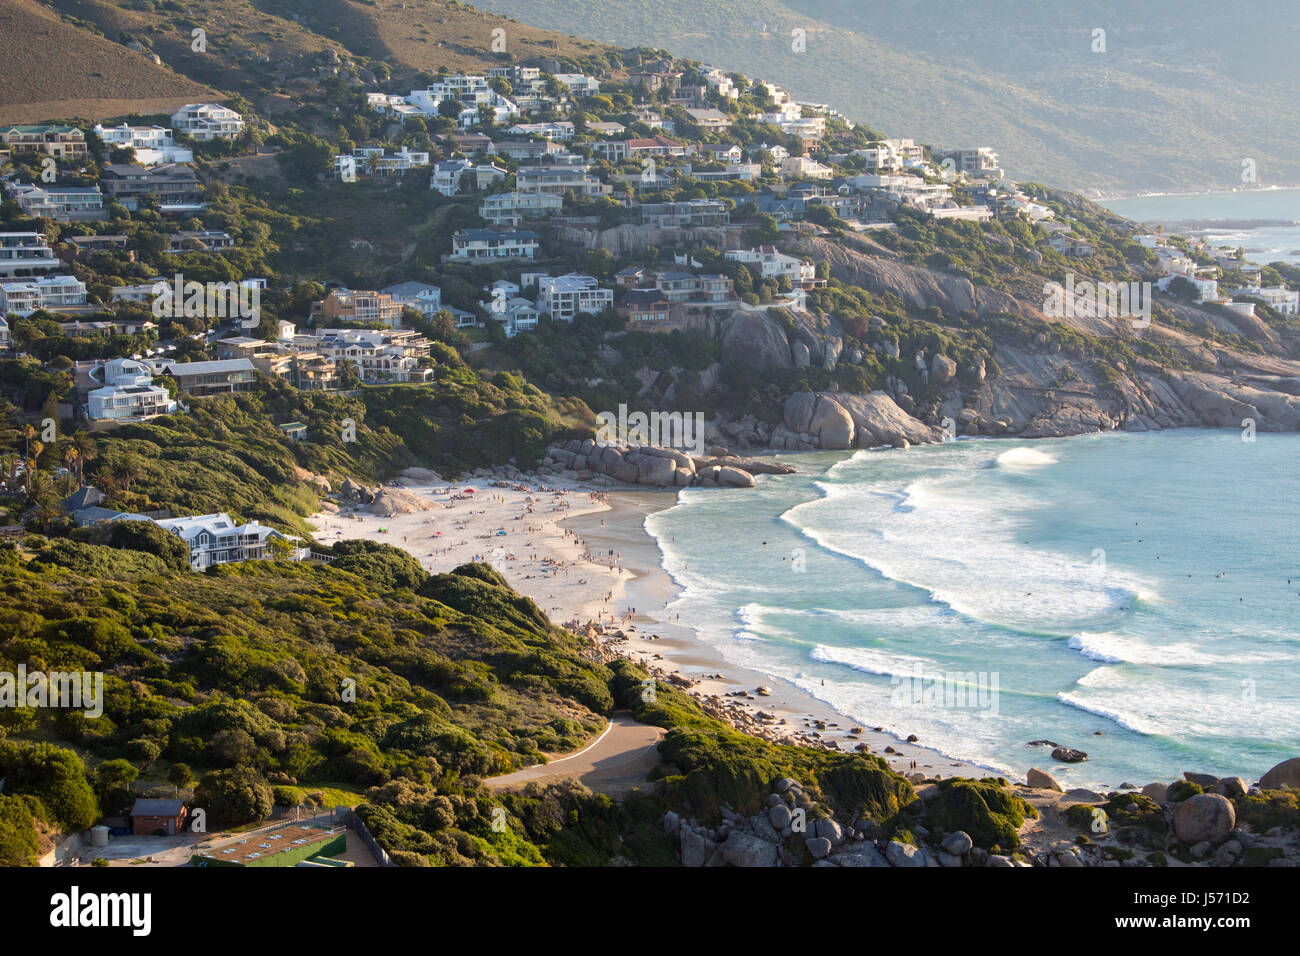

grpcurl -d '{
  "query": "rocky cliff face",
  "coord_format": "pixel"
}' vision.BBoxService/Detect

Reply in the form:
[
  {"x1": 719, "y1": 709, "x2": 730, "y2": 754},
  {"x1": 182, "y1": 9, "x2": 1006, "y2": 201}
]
[{"x1": 708, "y1": 235, "x2": 1300, "y2": 450}]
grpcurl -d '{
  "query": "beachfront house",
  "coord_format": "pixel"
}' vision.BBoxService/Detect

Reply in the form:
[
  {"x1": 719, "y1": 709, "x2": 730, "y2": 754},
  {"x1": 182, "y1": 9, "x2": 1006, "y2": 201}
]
[{"x1": 154, "y1": 512, "x2": 308, "y2": 570}]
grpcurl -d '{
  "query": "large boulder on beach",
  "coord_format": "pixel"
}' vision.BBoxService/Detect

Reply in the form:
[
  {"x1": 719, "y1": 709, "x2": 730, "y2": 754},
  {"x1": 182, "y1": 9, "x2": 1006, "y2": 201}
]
[
  {"x1": 716, "y1": 466, "x2": 756, "y2": 488},
  {"x1": 783, "y1": 391, "x2": 818, "y2": 435},
  {"x1": 1026, "y1": 768, "x2": 1063, "y2": 792},
  {"x1": 369, "y1": 488, "x2": 432, "y2": 516},
  {"x1": 1173, "y1": 793, "x2": 1236, "y2": 844},
  {"x1": 634, "y1": 455, "x2": 676, "y2": 486},
  {"x1": 1259, "y1": 757, "x2": 1300, "y2": 790},
  {"x1": 834, "y1": 391, "x2": 945, "y2": 448},
  {"x1": 808, "y1": 395, "x2": 856, "y2": 450}
]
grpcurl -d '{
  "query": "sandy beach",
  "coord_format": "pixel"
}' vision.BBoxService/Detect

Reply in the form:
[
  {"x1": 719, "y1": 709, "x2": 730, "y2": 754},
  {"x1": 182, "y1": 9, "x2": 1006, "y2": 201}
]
[{"x1": 307, "y1": 475, "x2": 998, "y2": 782}]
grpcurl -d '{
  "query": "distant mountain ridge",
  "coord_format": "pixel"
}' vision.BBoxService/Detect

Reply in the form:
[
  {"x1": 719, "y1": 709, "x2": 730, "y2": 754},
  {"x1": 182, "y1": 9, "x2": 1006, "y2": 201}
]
[{"x1": 471, "y1": 0, "x2": 1300, "y2": 195}]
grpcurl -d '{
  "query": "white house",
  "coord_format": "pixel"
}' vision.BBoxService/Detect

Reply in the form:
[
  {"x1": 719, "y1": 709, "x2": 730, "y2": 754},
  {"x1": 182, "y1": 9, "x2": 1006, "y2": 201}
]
[
  {"x1": 536, "y1": 273, "x2": 614, "y2": 322},
  {"x1": 450, "y1": 228, "x2": 540, "y2": 261},
  {"x1": 478, "y1": 190, "x2": 563, "y2": 226},
  {"x1": 508, "y1": 121, "x2": 575, "y2": 141},
  {"x1": 170, "y1": 104, "x2": 245, "y2": 141},
  {"x1": 780, "y1": 156, "x2": 834, "y2": 180},
  {"x1": 8, "y1": 183, "x2": 106, "y2": 220},
  {"x1": 381, "y1": 281, "x2": 442, "y2": 316},
  {"x1": 93, "y1": 124, "x2": 193, "y2": 165},
  {"x1": 725, "y1": 246, "x2": 815, "y2": 283},
  {"x1": 0, "y1": 274, "x2": 87, "y2": 316},
  {"x1": 0, "y1": 233, "x2": 58, "y2": 277},
  {"x1": 88, "y1": 358, "x2": 176, "y2": 422},
  {"x1": 154, "y1": 512, "x2": 306, "y2": 570},
  {"x1": 431, "y1": 158, "x2": 474, "y2": 196}
]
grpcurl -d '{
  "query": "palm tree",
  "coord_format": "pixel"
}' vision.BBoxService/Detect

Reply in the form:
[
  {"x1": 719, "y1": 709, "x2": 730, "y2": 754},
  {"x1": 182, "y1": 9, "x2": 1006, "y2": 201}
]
[
  {"x1": 21, "y1": 424, "x2": 35, "y2": 461},
  {"x1": 24, "y1": 440, "x2": 43, "y2": 493},
  {"x1": 73, "y1": 431, "x2": 98, "y2": 487},
  {"x1": 28, "y1": 472, "x2": 61, "y2": 533},
  {"x1": 111, "y1": 450, "x2": 143, "y2": 492},
  {"x1": 60, "y1": 441, "x2": 80, "y2": 494}
]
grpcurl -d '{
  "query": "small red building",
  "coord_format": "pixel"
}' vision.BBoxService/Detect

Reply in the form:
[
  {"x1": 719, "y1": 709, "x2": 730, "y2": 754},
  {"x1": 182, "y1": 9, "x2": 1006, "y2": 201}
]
[{"x1": 130, "y1": 798, "x2": 188, "y2": 836}]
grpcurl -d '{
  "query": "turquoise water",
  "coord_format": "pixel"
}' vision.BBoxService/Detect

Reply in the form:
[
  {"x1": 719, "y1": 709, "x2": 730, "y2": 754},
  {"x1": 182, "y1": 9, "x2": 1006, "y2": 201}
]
[
  {"x1": 646, "y1": 431, "x2": 1300, "y2": 788},
  {"x1": 1103, "y1": 188, "x2": 1300, "y2": 267}
]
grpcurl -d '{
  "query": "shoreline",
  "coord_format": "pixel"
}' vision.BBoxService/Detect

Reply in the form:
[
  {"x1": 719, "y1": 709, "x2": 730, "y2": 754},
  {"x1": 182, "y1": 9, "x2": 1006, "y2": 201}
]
[
  {"x1": 563, "y1": 489, "x2": 1002, "y2": 782},
  {"x1": 305, "y1": 469, "x2": 1000, "y2": 784}
]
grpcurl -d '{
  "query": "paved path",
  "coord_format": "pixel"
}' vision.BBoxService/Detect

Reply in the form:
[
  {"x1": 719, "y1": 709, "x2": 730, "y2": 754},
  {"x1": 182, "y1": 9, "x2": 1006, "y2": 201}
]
[{"x1": 486, "y1": 712, "x2": 665, "y2": 795}]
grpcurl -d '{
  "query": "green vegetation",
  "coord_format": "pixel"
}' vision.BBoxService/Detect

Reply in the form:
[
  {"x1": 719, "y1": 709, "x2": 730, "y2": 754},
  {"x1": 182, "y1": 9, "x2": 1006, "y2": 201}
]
[{"x1": 923, "y1": 777, "x2": 1036, "y2": 849}]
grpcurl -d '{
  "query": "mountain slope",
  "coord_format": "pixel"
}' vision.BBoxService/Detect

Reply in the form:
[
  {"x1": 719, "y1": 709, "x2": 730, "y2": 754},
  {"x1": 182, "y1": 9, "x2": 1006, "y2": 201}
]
[
  {"x1": 471, "y1": 0, "x2": 1300, "y2": 194},
  {"x1": 0, "y1": 0, "x2": 215, "y2": 122}
]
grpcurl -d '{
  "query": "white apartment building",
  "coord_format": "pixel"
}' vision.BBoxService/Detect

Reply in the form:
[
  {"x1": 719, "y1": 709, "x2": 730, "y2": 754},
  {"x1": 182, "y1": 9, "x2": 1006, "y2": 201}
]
[
  {"x1": 507, "y1": 121, "x2": 575, "y2": 140},
  {"x1": 536, "y1": 273, "x2": 614, "y2": 322},
  {"x1": 450, "y1": 228, "x2": 540, "y2": 261},
  {"x1": 553, "y1": 74, "x2": 601, "y2": 96},
  {"x1": 1231, "y1": 281, "x2": 1300, "y2": 314},
  {"x1": 405, "y1": 76, "x2": 519, "y2": 128},
  {"x1": 0, "y1": 274, "x2": 87, "y2": 316},
  {"x1": 304, "y1": 328, "x2": 433, "y2": 383},
  {"x1": 515, "y1": 163, "x2": 610, "y2": 196},
  {"x1": 478, "y1": 191, "x2": 563, "y2": 226},
  {"x1": 780, "y1": 156, "x2": 834, "y2": 179},
  {"x1": 170, "y1": 104, "x2": 245, "y2": 141},
  {"x1": 0, "y1": 233, "x2": 58, "y2": 276},
  {"x1": 93, "y1": 124, "x2": 193, "y2": 164},
  {"x1": 9, "y1": 183, "x2": 105, "y2": 220},
  {"x1": 154, "y1": 512, "x2": 306, "y2": 570}
]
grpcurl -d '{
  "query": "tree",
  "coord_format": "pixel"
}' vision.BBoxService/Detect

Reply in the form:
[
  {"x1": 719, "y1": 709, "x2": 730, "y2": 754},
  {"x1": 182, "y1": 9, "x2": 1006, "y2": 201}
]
[
  {"x1": 438, "y1": 97, "x2": 462, "y2": 120},
  {"x1": 194, "y1": 768, "x2": 274, "y2": 828},
  {"x1": 0, "y1": 795, "x2": 42, "y2": 867},
  {"x1": 94, "y1": 758, "x2": 139, "y2": 812},
  {"x1": 168, "y1": 763, "x2": 196, "y2": 789}
]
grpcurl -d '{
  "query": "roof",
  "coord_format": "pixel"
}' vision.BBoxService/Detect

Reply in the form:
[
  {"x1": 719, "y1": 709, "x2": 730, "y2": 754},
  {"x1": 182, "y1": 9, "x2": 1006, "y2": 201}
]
[
  {"x1": 163, "y1": 359, "x2": 255, "y2": 376},
  {"x1": 131, "y1": 798, "x2": 186, "y2": 817},
  {"x1": 62, "y1": 486, "x2": 105, "y2": 512},
  {"x1": 381, "y1": 281, "x2": 440, "y2": 297}
]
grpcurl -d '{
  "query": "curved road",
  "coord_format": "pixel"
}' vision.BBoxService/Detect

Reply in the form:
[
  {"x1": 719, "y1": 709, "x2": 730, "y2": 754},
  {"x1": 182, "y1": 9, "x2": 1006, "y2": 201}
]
[{"x1": 486, "y1": 712, "x2": 665, "y2": 795}]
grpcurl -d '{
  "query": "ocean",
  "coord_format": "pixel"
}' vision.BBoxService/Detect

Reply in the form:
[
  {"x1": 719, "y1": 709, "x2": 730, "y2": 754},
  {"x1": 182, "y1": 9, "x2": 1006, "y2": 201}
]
[
  {"x1": 646, "y1": 431, "x2": 1300, "y2": 789},
  {"x1": 1103, "y1": 187, "x2": 1300, "y2": 267}
]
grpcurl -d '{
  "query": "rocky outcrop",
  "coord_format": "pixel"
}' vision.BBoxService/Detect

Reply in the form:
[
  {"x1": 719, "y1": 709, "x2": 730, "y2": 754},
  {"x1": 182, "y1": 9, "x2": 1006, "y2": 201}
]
[
  {"x1": 541, "y1": 440, "x2": 795, "y2": 489},
  {"x1": 720, "y1": 311, "x2": 794, "y2": 370},
  {"x1": 777, "y1": 390, "x2": 943, "y2": 451}
]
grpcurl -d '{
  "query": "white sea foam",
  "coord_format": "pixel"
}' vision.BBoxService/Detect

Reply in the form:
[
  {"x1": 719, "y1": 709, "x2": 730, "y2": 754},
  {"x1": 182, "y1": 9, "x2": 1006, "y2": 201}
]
[
  {"x1": 993, "y1": 446, "x2": 1059, "y2": 468},
  {"x1": 784, "y1": 474, "x2": 1151, "y2": 632}
]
